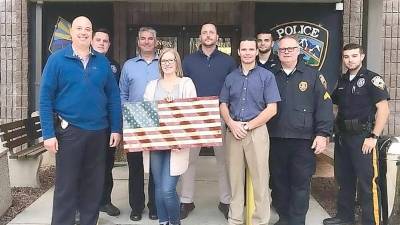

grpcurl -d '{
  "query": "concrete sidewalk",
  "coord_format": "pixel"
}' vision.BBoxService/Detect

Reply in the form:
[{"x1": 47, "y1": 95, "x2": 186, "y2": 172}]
[{"x1": 7, "y1": 156, "x2": 330, "y2": 225}]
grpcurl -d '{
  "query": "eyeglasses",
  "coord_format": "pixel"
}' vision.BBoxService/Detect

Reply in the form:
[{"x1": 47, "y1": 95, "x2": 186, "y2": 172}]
[
  {"x1": 160, "y1": 59, "x2": 176, "y2": 64},
  {"x1": 278, "y1": 47, "x2": 298, "y2": 53}
]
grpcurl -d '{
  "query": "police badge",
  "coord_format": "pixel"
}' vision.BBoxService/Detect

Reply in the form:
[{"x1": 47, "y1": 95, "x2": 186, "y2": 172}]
[
  {"x1": 357, "y1": 78, "x2": 365, "y2": 87},
  {"x1": 299, "y1": 81, "x2": 308, "y2": 92}
]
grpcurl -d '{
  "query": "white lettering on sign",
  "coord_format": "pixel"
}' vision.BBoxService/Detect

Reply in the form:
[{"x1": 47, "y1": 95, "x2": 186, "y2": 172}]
[{"x1": 276, "y1": 24, "x2": 320, "y2": 39}]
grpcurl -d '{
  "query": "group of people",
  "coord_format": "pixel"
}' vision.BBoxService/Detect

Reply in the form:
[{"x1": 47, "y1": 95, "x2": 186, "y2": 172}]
[{"x1": 39, "y1": 15, "x2": 390, "y2": 225}]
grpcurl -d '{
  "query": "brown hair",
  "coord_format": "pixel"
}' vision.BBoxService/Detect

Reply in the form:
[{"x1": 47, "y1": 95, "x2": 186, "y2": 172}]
[
  {"x1": 93, "y1": 28, "x2": 112, "y2": 40},
  {"x1": 343, "y1": 43, "x2": 364, "y2": 54}
]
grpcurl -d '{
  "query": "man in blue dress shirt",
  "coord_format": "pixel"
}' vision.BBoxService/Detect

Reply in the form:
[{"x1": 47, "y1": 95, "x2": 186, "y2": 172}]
[
  {"x1": 119, "y1": 27, "x2": 159, "y2": 221},
  {"x1": 220, "y1": 37, "x2": 281, "y2": 225}
]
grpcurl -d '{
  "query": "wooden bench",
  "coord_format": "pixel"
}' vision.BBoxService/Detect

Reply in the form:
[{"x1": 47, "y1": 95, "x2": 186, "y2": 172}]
[{"x1": 0, "y1": 114, "x2": 46, "y2": 187}]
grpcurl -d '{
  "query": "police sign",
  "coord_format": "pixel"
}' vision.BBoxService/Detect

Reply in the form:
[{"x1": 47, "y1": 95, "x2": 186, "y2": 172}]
[
  {"x1": 271, "y1": 21, "x2": 329, "y2": 70},
  {"x1": 256, "y1": 3, "x2": 342, "y2": 92}
]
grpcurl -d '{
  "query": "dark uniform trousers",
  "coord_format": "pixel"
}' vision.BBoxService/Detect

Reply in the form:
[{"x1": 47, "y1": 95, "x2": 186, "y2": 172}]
[
  {"x1": 270, "y1": 137, "x2": 315, "y2": 225},
  {"x1": 101, "y1": 145, "x2": 116, "y2": 206},
  {"x1": 335, "y1": 133, "x2": 381, "y2": 225},
  {"x1": 100, "y1": 59, "x2": 120, "y2": 207},
  {"x1": 127, "y1": 152, "x2": 156, "y2": 214},
  {"x1": 52, "y1": 125, "x2": 108, "y2": 225}
]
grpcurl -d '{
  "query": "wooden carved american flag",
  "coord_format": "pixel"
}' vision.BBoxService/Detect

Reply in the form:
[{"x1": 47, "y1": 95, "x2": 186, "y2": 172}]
[{"x1": 122, "y1": 96, "x2": 223, "y2": 152}]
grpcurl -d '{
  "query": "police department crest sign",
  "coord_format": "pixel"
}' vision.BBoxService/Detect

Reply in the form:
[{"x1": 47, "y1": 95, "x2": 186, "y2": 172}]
[{"x1": 271, "y1": 21, "x2": 329, "y2": 70}]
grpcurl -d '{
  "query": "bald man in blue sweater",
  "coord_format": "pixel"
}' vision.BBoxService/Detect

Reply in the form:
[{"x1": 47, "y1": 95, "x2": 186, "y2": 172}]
[{"x1": 39, "y1": 16, "x2": 121, "y2": 225}]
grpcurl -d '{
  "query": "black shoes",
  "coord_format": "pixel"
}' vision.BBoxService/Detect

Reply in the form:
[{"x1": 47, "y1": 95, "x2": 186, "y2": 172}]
[
  {"x1": 130, "y1": 211, "x2": 142, "y2": 221},
  {"x1": 323, "y1": 217, "x2": 355, "y2": 225},
  {"x1": 218, "y1": 202, "x2": 229, "y2": 220},
  {"x1": 179, "y1": 202, "x2": 227, "y2": 220},
  {"x1": 149, "y1": 209, "x2": 158, "y2": 220},
  {"x1": 180, "y1": 202, "x2": 195, "y2": 219},
  {"x1": 130, "y1": 208, "x2": 157, "y2": 221},
  {"x1": 100, "y1": 203, "x2": 120, "y2": 216}
]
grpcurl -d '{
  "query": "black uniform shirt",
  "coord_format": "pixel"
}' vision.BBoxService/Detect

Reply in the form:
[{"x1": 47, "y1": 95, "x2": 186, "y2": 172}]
[
  {"x1": 332, "y1": 67, "x2": 389, "y2": 121},
  {"x1": 108, "y1": 57, "x2": 121, "y2": 84},
  {"x1": 256, "y1": 53, "x2": 280, "y2": 73},
  {"x1": 268, "y1": 61, "x2": 334, "y2": 139}
]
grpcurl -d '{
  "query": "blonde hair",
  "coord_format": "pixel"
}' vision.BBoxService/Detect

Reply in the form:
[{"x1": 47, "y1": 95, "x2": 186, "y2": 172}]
[{"x1": 158, "y1": 48, "x2": 184, "y2": 78}]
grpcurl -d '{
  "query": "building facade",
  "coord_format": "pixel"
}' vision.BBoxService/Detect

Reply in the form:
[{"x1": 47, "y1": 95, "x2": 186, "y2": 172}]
[{"x1": 0, "y1": 0, "x2": 399, "y2": 135}]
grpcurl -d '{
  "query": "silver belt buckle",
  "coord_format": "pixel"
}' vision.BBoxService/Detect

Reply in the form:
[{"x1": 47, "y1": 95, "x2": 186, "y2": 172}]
[{"x1": 58, "y1": 116, "x2": 69, "y2": 129}]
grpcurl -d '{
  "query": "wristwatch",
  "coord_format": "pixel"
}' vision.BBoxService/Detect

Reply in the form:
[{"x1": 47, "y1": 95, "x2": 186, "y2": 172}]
[
  {"x1": 367, "y1": 132, "x2": 379, "y2": 139},
  {"x1": 243, "y1": 123, "x2": 250, "y2": 131}
]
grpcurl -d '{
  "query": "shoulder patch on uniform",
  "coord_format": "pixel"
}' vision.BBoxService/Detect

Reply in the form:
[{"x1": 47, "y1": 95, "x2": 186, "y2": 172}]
[
  {"x1": 319, "y1": 74, "x2": 328, "y2": 90},
  {"x1": 371, "y1": 76, "x2": 385, "y2": 90},
  {"x1": 299, "y1": 81, "x2": 308, "y2": 92},
  {"x1": 357, "y1": 78, "x2": 365, "y2": 87}
]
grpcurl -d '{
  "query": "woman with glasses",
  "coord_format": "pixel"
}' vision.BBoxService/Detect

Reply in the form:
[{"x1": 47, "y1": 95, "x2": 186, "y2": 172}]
[{"x1": 143, "y1": 48, "x2": 197, "y2": 225}]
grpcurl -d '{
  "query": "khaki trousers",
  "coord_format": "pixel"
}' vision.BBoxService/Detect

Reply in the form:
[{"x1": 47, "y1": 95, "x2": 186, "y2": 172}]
[{"x1": 226, "y1": 125, "x2": 270, "y2": 225}]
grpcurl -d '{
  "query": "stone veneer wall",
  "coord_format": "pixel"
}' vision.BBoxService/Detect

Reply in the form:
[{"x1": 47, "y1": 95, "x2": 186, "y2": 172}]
[
  {"x1": 0, "y1": 0, "x2": 29, "y2": 124},
  {"x1": 344, "y1": 0, "x2": 400, "y2": 135},
  {"x1": 382, "y1": 0, "x2": 400, "y2": 135}
]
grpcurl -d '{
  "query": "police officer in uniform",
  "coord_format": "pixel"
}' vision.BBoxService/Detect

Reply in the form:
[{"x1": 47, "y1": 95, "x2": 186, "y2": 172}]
[
  {"x1": 256, "y1": 31, "x2": 280, "y2": 73},
  {"x1": 92, "y1": 28, "x2": 121, "y2": 216},
  {"x1": 323, "y1": 43, "x2": 390, "y2": 225},
  {"x1": 268, "y1": 35, "x2": 334, "y2": 225}
]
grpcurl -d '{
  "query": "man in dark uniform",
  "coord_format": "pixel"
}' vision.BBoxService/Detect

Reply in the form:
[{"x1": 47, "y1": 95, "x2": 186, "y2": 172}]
[
  {"x1": 256, "y1": 31, "x2": 280, "y2": 73},
  {"x1": 268, "y1": 35, "x2": 334, "y2": 225},
  {"x1": 92, "y1": 28, "x2": 121, "y2": 216},
  {"x1": 323, "y1": 43, "x2": 390, "y2": 225}
]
